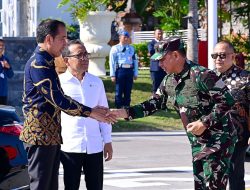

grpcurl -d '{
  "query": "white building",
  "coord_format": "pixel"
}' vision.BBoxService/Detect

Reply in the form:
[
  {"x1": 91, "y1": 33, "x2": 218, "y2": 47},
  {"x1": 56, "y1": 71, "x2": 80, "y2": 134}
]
[{"x1": 0, "y1": 0, "x2": 74, "y2": 37}]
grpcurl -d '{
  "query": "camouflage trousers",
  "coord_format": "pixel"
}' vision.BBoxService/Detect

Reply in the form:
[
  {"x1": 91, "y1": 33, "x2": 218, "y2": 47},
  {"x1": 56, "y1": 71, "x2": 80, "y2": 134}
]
[{"x1": 192, "y1": 144, "x2": 235, "y2": 190}]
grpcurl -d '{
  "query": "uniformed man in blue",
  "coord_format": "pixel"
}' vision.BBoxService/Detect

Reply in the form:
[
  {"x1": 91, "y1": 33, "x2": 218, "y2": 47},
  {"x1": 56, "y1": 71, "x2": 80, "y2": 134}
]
[
  {"x1": 109, "y1": 30, "x2": 138, "y2": 108},
  {"x1": 20, "y1": 19, "x2": 116, "y2": 190}
]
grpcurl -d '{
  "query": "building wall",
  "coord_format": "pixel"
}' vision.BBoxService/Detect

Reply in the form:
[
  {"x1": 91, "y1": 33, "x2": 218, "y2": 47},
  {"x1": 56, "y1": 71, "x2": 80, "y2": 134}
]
[
  {"x1": 0, "y1": 0, "x2": 74, "y2": 37},
  {"x1": 4, "y1": 37, "x2": 37, "y2": 117}
]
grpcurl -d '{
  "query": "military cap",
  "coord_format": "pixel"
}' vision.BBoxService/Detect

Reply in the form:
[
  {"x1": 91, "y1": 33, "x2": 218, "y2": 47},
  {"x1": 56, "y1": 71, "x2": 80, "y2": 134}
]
[
  {"x1": 118, "y1": 29, "x2": 130, "y2": 38},
  {"x1": 151, "y1": 36, "x2": 185, "y2": 60}
]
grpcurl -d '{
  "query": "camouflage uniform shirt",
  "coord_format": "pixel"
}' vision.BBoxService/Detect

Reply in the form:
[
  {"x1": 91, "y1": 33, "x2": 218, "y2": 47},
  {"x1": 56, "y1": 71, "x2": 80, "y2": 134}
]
[{"x1": 127, "y1": 61, "x2": 237, "y2": 161}]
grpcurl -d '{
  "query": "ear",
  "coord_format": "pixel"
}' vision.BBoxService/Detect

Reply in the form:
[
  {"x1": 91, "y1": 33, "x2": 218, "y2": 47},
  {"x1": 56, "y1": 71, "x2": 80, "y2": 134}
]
[
  {"x1": 45, "y1": 34, "x2": 53, "y2": 45},
  {"x1": 232, "y1": 53, "x2": 236, "y2": 61},
  {"x1": 172, "y1": 51, "x2": 179, "y2": 58},
  {"x1": 63, "y1": 57, "x2": 70, "y2": 66}
]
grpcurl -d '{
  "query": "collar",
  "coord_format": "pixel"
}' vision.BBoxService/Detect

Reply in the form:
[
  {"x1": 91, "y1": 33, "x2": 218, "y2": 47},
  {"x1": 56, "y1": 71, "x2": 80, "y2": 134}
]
[
  {"x1": 216, "y1": 65, "x2": 239, "y2": 80},
  {"x1": 64, "y1": 69, "x2": 88, "y2": 82},
  {"x1": 117, "y1": 44, "x2": 128, "y2": 52},
  {"x1": 221, "y1": 65, "x2": 237, "y2": 76},
  {"x1": 174, "y1": 61, "x2": 190, "y2": 81},
  {"x1": 36, "y1": 46, "x2": 55, "y2": 67}
]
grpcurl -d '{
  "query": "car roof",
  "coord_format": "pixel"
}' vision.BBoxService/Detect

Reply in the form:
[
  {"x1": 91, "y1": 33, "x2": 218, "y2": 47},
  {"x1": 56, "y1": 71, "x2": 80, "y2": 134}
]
[
  {"x1": 0, "y1": 105, "x2": 16, "y2": 112},
  {"x1": 0, "y1": 105, "x2": 21, "y2": 125}
]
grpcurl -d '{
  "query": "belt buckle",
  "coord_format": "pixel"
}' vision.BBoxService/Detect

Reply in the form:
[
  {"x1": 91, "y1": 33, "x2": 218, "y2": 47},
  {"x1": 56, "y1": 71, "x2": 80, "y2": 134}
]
[{"x1": 122, "y1": 64, "x2": 131, "y2": 68}]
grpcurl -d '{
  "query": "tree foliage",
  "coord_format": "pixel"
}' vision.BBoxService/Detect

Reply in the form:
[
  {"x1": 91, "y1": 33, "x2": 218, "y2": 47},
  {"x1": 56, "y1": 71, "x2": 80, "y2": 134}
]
[
  {"x1": 133, "y1": 42, "x2": 150, "y2": 67},
  {"x1": 58, "y1": 0, "x2": 114, "y2": 21},
  {"x1": 152, "y1": 0, "x2": 189, "y2": 32},
  {"x1": 221, "y1": 0, "x2": 250, "y2": 63}
]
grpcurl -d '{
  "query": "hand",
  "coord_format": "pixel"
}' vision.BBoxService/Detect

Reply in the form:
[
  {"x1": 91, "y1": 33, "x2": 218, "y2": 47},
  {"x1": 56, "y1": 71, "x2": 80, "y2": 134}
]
[
  {"x1": 111, "y1": 77, "x2": 116, "y2": 82},
  {"x1": 104, "y1": 142, "x2": 113, "y2": 161},
  {"x1": 186, "y1": 120, "x2": 206, "y2": 136},
  {"x1": 90, "y1": 106, "x2": 118, "y2": 124},
  {"x1": 110, "y1": 109, "x2": 128, "y2": 118},
  {"x1": 134, "y1": 76, "x2": 137, "y2": 80},
  {"x1": 1, "y1": 60, "x2": 10, "y2": 69}
]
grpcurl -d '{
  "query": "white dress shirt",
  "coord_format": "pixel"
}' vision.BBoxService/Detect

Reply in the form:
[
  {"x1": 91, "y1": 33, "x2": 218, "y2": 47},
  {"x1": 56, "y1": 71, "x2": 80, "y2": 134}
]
[{"x1": 59, "y1": 70, "x2": 112, "y2": 154}]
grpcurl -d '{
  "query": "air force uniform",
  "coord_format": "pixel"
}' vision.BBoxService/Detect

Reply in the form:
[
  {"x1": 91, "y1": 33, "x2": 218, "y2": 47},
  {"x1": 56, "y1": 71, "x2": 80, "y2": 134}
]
[{"x1": 109, "y1": 30, "x2": 138, "y2": 108}]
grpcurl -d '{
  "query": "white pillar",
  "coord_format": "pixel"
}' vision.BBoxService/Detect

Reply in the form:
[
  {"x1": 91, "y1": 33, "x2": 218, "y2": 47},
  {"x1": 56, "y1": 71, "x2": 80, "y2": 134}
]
[
  {"x1": 207, "y1": 0, "x2": 217, "y2": 70},
  {"x1": 2, "y1": 0, "x2": 11, "y2": 36},
  {"x1": 14, "y1": 0, "x2": 20, "y2": 36},
  {"x1": 29, "y1": 0, "x2": 37, "y2": 36}
]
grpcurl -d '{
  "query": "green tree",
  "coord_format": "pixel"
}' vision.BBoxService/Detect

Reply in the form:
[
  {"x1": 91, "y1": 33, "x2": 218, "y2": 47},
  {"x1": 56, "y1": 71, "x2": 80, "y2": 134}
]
[
  {"x1": 152, "y1": 0, "x2": 189, "y2": 32},
  {"x1": 219, "y1": 0, "x2": 250, "y2": 62},
  {"x1": 58, "y1": 0, "x2": 118, "y2": 21},
  {"x1": 231, "y1": 0, "x2": 250, "y2": 44}
]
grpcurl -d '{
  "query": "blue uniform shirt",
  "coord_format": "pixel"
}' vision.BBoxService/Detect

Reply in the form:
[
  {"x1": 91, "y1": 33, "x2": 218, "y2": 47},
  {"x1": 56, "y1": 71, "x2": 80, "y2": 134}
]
[
  {"x1": 0, "y1": 55, "x2": 14, "y2": 97},
  {"x1": 109, "y1": 44, "x2": 138, "y2": 77}
]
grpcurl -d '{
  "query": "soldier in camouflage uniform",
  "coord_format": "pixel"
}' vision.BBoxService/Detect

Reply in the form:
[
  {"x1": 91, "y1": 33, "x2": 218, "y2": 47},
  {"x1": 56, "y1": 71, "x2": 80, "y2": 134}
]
[
  {"x1": 113, "y1": 37, "x2": 237, "y2": 190},
  {"x1": 213, "y1": 41, "x2": 250, "y2": 190}
]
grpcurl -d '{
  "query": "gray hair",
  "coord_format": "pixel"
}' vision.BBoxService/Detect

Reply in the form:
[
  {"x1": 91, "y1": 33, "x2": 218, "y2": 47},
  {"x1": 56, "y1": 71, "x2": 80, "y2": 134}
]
[{"x1": 62, "y1": 39, "x2": 85, "y2": 57}]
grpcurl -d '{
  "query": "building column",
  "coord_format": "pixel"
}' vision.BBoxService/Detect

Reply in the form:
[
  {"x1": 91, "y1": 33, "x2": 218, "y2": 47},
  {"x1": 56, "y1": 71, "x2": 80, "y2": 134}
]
[{"x1": 208, "y1": 0, "x2": 217, "y2": 70}]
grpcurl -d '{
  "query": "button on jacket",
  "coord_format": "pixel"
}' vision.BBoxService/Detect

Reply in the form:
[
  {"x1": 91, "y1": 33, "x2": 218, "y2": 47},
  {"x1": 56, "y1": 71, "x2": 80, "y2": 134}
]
[
  {"x1": 109, "y1": 44, "x2": 138, "y2": 77},
  {"x1": 0, "y1": 55, "x2": 14, "y2": 96},
  {"x1": 59, "y1": 70, "x2": 112, "y2": 154},
  {"x1": 20, "y1": 46, "x2": 92, "y2": 145}
]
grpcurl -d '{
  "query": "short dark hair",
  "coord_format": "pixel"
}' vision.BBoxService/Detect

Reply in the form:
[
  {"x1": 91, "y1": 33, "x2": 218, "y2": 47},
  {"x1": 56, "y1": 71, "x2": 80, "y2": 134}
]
[
  {"x1": 62, "y1": 39, "x2": 84, "y2": 58},
  {"x1": 36, "y1": 19, "x2": 66, "y2": 43},
  {"x1": 216, "y1": 41, "x2": 235, "y2": 53},
  {"x1": 0, "y1": 39, "x2": 4, "y2": 43}
]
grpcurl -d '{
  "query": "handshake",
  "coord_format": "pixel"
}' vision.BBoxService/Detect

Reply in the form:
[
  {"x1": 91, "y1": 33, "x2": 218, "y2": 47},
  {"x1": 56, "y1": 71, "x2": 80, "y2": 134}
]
[{"x1": 89, "y1": 106, "x2": 129, "y2": 124}]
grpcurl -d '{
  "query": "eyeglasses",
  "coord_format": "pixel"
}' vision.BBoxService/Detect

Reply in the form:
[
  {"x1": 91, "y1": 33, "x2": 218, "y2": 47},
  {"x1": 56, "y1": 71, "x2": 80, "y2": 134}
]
[
  {"x1": 67, "y1": 52, "x2": 91, "y2": 60},
  {"x1": 211, "y1": 53, "x2": 233, "y2": 59}
]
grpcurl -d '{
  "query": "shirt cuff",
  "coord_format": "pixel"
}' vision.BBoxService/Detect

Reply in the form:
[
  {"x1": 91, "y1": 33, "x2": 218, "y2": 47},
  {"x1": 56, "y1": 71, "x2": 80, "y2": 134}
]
[
  {"x1": 125, "y1": 108, "x2": 133, "y2": 121},
  {"x1": 82, "y1": 107, "x2": 92, "y2": 117},
  {"x1": 200, "y1": 116, "x2": 210, "y2": 128}
]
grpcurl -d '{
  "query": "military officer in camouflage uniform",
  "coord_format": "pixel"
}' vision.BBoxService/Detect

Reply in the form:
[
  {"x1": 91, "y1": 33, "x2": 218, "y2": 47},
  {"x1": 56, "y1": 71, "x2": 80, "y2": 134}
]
[
  {"x1": 113, "y1": 37, "x2": 237, "y2": 189},
  {"x1": 213, "y1": 41, "x2": 250, "y2": 190}
]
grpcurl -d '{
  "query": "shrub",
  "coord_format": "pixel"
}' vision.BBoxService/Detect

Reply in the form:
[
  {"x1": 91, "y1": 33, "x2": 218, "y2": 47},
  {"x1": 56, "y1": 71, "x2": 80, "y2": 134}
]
[{"x1": 133, "y1": 42, "x2": 150, "y2": 67}]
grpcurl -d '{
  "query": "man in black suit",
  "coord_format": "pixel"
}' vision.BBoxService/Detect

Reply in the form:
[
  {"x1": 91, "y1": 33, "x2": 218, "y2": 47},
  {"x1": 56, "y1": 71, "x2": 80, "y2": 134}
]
[{"x1": 148, "y1": 28, "x2": 166, "y2": 96}]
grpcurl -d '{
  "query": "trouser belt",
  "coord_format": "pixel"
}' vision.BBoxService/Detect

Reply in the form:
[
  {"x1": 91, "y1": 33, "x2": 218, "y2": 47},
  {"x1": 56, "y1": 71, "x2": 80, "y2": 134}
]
[{"x1": 119, "y1": 64, "x2": 134, "y2": 69}]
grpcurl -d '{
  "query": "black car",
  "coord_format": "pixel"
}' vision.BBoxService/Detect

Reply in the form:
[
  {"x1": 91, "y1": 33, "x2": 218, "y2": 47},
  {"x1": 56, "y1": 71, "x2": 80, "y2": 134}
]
[{"x1": 0, "y1": 105, "x2": 29, "y2": 190}]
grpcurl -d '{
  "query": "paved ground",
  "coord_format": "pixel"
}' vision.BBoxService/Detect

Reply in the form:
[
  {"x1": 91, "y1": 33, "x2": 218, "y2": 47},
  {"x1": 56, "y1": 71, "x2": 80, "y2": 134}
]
[{"x1": 59, "y1": 131, "x2": 250, "y2": 190}]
